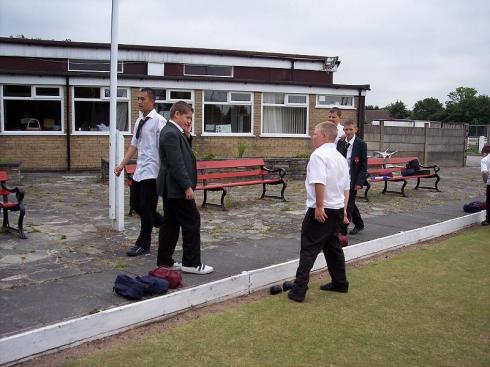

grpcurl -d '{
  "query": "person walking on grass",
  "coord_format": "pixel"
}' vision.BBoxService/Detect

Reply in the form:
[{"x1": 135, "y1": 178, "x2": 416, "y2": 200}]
[
  {"x1": 481, "y1": 144, "x2": 490, "y2": 226},
  {"x1": 288, "y1": 121, "x2": 350, "y2": 302}
]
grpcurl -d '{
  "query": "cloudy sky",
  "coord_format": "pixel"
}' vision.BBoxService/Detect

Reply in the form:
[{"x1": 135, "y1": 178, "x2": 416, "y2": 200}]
[{"x1": 1, "y1": 0, "x2": 489, "y2": 108}]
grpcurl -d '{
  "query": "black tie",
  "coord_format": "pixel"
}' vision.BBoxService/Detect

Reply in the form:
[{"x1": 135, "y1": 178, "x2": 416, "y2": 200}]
[
  {"x1": 135, "y1": 116, "x2": 150, "y2": 139},
  {"x1": 342, "y1": 142, "x2": 350, "y2": 158}
]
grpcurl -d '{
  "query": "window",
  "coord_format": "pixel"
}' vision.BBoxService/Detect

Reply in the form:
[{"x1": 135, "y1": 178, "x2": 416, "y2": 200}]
[
  {"x1": 68, "y1": 59, "x2": 123, "y2": 73},
  {"x1": 152, "y1": 89, "x2": 193, "y2": 121},
  {"x1": 316, "y1": 95, "x2": 354, "y2": 108},
  {"x1": 203, "y1": 90, "x2": 252, "y2": 134},
  {"x1": 184, "y1": 64, "x2": 233, "y2": 77},
  {"x1": 262, "y1": 93, "x2": 308, "y2": 136},
  {"x1": 1, "y1": 85, "x2": 63, "y2": 133},
  {"x1": 73, "y1": 87, "x2": 130, "y2": 133}
]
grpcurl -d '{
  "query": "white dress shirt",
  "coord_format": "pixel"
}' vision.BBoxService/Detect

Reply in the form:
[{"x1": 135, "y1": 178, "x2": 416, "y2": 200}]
[
  {"x1": 305, "y1": 143, "x2": 350, "y2": 209},
  {"x1": 481, "y1": 154, "x2": 490, "y2": 185},
  {"x1": 130, "y1": 109, "x2": 166, "y2": 182},
  {"x1": 335, "y1": 124, "x2": 345, "y2": 144},
  {"x1": 345, "y1": 135, "x2": 356, "y2": 166}
]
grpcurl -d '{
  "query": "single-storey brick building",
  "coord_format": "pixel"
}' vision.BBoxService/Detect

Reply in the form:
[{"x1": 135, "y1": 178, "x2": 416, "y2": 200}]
[{"x1": 0, "y1": 37, "x2": 369, "y2": 170}]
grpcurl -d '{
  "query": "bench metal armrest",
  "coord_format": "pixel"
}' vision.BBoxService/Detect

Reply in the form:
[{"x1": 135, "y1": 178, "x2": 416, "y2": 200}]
[
  {"x1": 419, "y1": 164, "x2": 440, "y2": 173},
  {"x1": 1, "y1": 183, "x2": 25, "y2": 203},
  {"x1": 263, "y1": 166, "x2": 287, "y2": 178}
]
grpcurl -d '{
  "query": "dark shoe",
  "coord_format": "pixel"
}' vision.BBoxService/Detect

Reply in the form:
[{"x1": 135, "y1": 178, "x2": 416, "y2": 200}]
[
  {"x1": 319, "y1": 282, "x2": 349, "y2": 293},
  {"x1": 349, "y1": 226, "x2": 364, "y2": 235},
  {"x1": 126, "y1": 245, "x2": 149, "y2": 257},
  {"x1": 287, "y1": 290, "x2": 305, "y2": 303},
  {"x1": 482, "y1": 221, "x2": 489, "y2": 226}
]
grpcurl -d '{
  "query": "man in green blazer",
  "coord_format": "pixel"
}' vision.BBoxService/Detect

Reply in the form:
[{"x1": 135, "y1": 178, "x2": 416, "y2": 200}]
[{"x1": 156, "y1": 101, "x2": 214, "y2": 274}]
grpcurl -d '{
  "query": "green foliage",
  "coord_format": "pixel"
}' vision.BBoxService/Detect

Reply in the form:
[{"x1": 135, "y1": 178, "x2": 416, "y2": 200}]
[
  {"x1": 365, "y1": 105, "x2": 380, "y2": 110},
  {"x1": 444, "y1": 87, "x2": 490, "y2": 124},
  {"x1": 203, "y1": 153, "x2": 215, "y2": 160},
  {"x1": 237, "y1": 142, "x2": 248, "y2": 158},
  {"x1": 294, "y1": 152, "x2": 310, "y2": 158},
  {"x1": 411, "y1": 97, "x2": 445, "y2": 120},
  {"x1": 64, "y1": 227, "x2": 490, "y2": 367},
  {"x1": 384, "y1": 100, "x2": 410, "y2": 118}
]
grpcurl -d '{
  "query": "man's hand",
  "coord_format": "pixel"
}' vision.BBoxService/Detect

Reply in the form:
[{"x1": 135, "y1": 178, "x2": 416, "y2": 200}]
[
  {"x1": 354, "y1": 184, "x2": 362, "y2": 190},
  {"x1": 343, "y1": 209, "x2": 350, "y2": 225},
  {"x1": 114, "y1": 164, "x2": 124, "y2": 177},
  {"x1": 314, "y1": 207, "x2": 327, "y2": 223},
  {"x1": 185, "y1": 187, "x2": 194, "y2": 200}
]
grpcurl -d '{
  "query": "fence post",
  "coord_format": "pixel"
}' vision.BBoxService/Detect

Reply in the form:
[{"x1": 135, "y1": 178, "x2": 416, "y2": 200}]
[
  {"x1": 424, "y1": 123, "x2": 429, "y2": 165},
  {"x1": 379, "y1": 121, "x2": 384, "y2": 151}
]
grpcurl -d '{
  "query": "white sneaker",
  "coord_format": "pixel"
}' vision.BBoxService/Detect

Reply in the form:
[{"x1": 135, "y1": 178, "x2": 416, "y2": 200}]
[
  {"x1": 181, "y1": 264, "x2": 214, "y2": 274},
  {"x1": 170, "y1": 261, "x2": 182, "y2": 270}
]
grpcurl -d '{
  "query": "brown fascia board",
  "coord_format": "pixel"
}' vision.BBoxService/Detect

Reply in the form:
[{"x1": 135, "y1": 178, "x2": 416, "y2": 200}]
[
  {"x1": 0, "y1": 68, "x2": 370, "y2": 90},
  {"x1": 0, "y1": 37, "x2": 336, "y2": 63}
]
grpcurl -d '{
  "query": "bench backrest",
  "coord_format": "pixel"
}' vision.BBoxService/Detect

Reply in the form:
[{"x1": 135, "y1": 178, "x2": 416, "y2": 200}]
[
  {"x1": 197, "y1": 159, "x2": 267, "y2": 183},
  {"x1": 0, "y1": 171, "x2": 8, "y2": 182},
  {"x1": 367, "y1": 156, "x2": 419, "y2": 167}
]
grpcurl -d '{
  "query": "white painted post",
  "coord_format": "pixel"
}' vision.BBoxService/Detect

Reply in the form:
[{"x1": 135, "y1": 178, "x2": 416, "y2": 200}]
[
  {"x1": 109, "y1": 0, "x2": 121, "y2": 229},
  {"x1": 115, "y1": 131, "x2": 125, "y2": 231},
  {"x1": 478, "y1": 136, "x2": 485, "y2": 153}
]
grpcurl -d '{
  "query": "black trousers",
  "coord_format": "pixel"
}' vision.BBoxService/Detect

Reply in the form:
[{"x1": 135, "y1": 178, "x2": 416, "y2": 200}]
[
  {"x1": 341, "y1": 188, "x2": 364, "y2": 234},
  {"x1": 157, "y1": 198, "x2": 201, "y2": 267},
  {"x1": 129, "y1": 179, "x2": 160, "y2": 249},
  {"x1": 294, "y1": 208, "x2": 348, "y2": 294},
  {"x1": 486, "y1": 185, "x2": 490, "y2": 223}
]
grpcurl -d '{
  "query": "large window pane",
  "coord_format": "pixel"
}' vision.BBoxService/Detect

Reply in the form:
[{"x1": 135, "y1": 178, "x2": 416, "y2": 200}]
[
  {"x1": 317, "y1": 95, "x2": 353, "y2": 106},
  {"x1": 263, "y1": 106, "x2": 306, "y2": 134},
  {"x1": 263, "y1": 93, "x2": 285, "y2": 104},
  {"x1": 185, "y1": 64, "x2": 232, "y2": 77},
  {"x1": 74, "y1": 101, "x2": 128, "y2": 131},
  {"x1": 204, "y1": 90, "x2": 227, "y2": 102},
  {"x1": 4, "y1": 100, "x2": 62, "y2": 131},
  {"x1": 204, "y1": 104, "x2": 251, "y2": 133},
  {"x1": 74, "y1": 87, "x2": 100, "y2": 99}
]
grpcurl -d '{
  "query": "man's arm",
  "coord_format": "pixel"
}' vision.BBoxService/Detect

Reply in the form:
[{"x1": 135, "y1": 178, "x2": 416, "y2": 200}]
[
  {"x1": 343, "y1": 189, "x2": 350, "y2": 224},
  {"x1": 482, "y1": 171, "x2": 488, "y2": 184},
  {"x1": 355, "y1": 141, "x2": 368, "y2": 190},
  {"x1": 114, "y1": 145, "x2": 137, "y2": 176},
  {"x1": 314, "y1": 183, "x2": 327, "y2": 223},
  {"x1": 162, "y1": 130, "x2": 193, "y2": 198}
]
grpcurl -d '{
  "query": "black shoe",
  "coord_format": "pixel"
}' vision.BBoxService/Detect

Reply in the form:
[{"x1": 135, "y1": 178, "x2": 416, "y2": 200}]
[
  {"x1": 287, "y1": 290, "x2": 305, "y2": 303},
  {"x1": 349, "y1": 226, "x2": 364, "y2": 235},
  {"x1": 482, "y1": 221, "x2": 489, "y2": 226},
  {"x1": 126, "y1": 245, "x2": 149, "y2": 257},
  {"x1": 319, "y1": 282, "x2": 349, "y2": 293}
]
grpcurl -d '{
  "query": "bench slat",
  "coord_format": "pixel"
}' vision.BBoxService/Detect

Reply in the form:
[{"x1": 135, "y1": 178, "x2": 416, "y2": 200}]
[
  {"x1": 198, "y1": 169, "x2": 266, "y2": 181},
  {"x1": 196, "y1": 178, "x2": 282, "y2": 190},
  {"x1": 197, "y1": 159, "x2": 265, "y2": 170}
]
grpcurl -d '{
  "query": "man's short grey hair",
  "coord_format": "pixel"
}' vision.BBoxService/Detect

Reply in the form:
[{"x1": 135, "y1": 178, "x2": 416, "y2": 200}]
[
  {"x1": 315, "y1": 121, "x2": 337, "y2": 142},
  {"x1": 140, "y1": 87, "x2": 155, "y2": 101}
]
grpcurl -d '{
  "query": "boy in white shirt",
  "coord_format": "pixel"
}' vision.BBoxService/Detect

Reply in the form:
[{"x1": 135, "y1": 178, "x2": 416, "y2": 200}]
[
  {"x1": 327, "y1": 107, "x2": 345, "y2": 143},
  {"x1": 288, "y1": 122, "x2": 350, "y2": 303},
  {"x1": 481, "y1": 144, "x2": 490, "y2": 226}
]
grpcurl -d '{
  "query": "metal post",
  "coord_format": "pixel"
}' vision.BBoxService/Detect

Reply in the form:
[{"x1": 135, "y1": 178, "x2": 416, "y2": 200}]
[
  {"x1": 115, "y1": 131, "x2": 125, "y2": 230},
  {"x1": 109, "y1": 0, "x2": 123, "y2": 229}
]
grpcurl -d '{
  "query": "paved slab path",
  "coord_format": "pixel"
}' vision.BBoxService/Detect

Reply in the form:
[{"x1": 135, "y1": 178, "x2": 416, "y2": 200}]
[{"x1": 0, "y1": 166, "x2": 485, "y2": 337}]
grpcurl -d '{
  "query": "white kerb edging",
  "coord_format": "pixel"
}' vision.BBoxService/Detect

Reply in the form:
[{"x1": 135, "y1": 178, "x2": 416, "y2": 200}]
[{"x1": 0, "y1": 212, "x2": 484, "y2": 365}]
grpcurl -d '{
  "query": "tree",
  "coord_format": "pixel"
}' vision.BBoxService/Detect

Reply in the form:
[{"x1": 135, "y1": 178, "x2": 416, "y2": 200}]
[
  {"x1": 411, "y1": 98, "x2": 444, "y2": 120},
  {"x1": 385, "y1": 100, "x2": 410, "y2": 119},
  {"x1": 444, "y1": 86, "x2": 490, "y2": 124},
  {"x1": 366, "y1": 105, "x2": 380, "y2": 110}
]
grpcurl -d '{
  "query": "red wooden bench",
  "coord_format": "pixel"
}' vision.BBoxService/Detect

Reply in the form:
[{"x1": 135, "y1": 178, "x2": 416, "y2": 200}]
[
  {"x1": 364, "y1": 156, "x2": 440, "y2": 201},
  {"x1": 196, "y1": 158, "x2": 287, "y2": 209},
  {"x1": 0, "y1": 170, "x2": 27, "y2": 239},
  {"x1": 125, "y1": 158, "x2": 287, "y2": 210}
]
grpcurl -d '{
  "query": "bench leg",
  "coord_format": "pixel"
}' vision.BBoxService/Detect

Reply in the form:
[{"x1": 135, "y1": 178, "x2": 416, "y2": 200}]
[
  {"x1": 401, "y1": 180, "x2": 408, "y2": 197},
  {"x1": 415, "y1": 177, "x2": 421, "y2": 190},
  {"x1": 382, "y1": 180, "x2": 388, "y2": 194},
  {"x1": 364, "y1": 182, "x2": 371, "y2": 202},
  {"x1": 17, "y1": 204, "x2": 27, "y2": 239},
  {"x1": 2, "y1": 206, "x2": 8, "y2": 229},
  {"x1": 260, "y1": 183, "x2": 266, "y2": 199},
  {"x1": 435, "y1": 174, "x2": 440, "y2": 191},
  {"x1": 261, "y1": 181, "x2": 287, "y2": 202},
  {"x1": 280, "y1": 180, "x2": 287, "y2": 202},
  {"x1": 220, "y1": 188, "x2": 227, "y2": 210},
  {"x1": 201, "y1": 190, "x2": 208, "y2": 208}
]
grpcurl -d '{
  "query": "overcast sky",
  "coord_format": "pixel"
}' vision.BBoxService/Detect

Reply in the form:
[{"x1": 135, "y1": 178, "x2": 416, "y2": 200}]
[{"x1": 1, "y1": 0, "x2": 489, "y2": 108}]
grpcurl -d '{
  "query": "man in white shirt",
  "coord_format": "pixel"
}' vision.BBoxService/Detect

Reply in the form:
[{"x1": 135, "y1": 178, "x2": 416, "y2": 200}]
[
  {"x1": 288, "y1": 121, "x2": 350, "y2": 303},
  {"x1": 328, "y1": 107, "x2": 345, "y2": 143},
  {"x1": 480, "y1": 144, "x2": 490, "y2": 225},
  {"x1": 115, "y1": 88, "x2": 166, "y2": 256}
]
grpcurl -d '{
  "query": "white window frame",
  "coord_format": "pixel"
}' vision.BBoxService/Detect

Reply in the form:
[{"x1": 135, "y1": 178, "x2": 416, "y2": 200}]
[
  {"x1": 71, "y1": 86, "x2": 131, "y2": 135},
  {"x1": 153, "y1": 89, "x2": 195, "y2": 134},
  {"x1": 0, "y1": 84, "x2": 65, "y2": 135},
  {"x1": 201, "y1": 90, "x2": 254, "y2": 137},
  {"x1": 184, "y1": 64, "x2": 234, "y2": 78},
  {"x1": 261, "y1": 92, "x2": 309, "y2": 138},
  {"x1": 315, "y1": 94, "x2": 355, "y2": 109}
]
